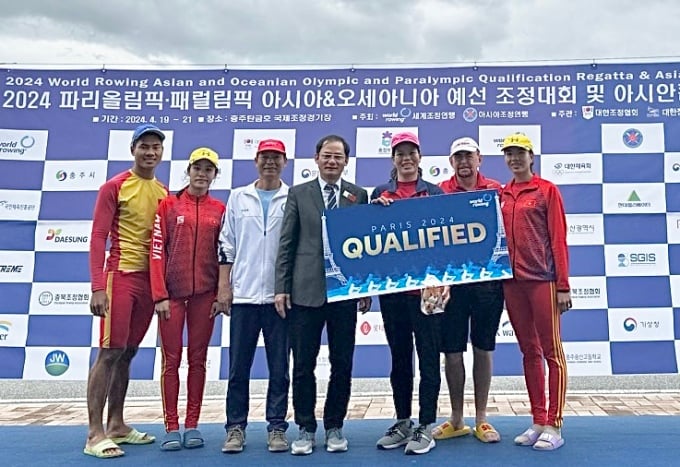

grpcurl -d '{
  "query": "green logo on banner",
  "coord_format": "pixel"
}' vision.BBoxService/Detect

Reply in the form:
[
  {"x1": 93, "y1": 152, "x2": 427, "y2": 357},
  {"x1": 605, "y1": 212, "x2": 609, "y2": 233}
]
[{"x1": 627, "y1": 191, "x2": 641, "y2": 202}]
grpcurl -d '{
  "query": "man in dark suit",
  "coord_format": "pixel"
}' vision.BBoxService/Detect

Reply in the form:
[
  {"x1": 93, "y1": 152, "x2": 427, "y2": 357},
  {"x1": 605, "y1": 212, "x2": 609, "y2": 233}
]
[{"x1": 275, "y1": 134, "x2": 370, "y2": 456}]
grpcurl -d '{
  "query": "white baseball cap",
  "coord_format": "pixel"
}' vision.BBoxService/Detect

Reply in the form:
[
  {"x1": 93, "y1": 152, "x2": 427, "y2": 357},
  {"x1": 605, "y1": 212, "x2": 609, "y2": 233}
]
[{"x1": 449, "y1": 137, "x2": 480, "y2": 155}]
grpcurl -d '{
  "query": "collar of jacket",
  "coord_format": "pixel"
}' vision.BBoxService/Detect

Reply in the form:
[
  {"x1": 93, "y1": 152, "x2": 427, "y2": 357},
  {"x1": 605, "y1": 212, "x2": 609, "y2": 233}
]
[{"x1": 384, "y1": 177, "x2": 430, "y2": 194}]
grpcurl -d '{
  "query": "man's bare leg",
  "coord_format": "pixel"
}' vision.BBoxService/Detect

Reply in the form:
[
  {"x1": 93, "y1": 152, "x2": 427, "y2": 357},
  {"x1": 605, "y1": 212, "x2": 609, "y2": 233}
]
[
  {"x1": 472, "y1": 346, "x2": 500, "y2": 441},
  {"x1": 105, "y1": 346, "x2": 139, "y2": 438},
  {"x1": 444, "y1": 352, "x2": 466, "y2": 429},
  {"x1": 86, "y1": 348, "x2": 125, "y2": 455}
]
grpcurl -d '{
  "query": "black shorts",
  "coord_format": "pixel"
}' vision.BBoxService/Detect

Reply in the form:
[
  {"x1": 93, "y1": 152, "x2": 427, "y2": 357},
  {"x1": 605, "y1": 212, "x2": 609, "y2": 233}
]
[{"x1": 440, "y1": 281, "x2": 504, "y2": 353}]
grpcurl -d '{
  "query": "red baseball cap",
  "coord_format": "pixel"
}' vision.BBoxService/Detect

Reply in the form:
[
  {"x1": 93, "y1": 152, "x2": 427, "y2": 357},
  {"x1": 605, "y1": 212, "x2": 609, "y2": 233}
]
[
  {"x1": 391, "y1": 132, "x2": 420, "y2": 149},
  {"x1": 257, "y1": 139, "x2": 286, "y2": 155}
]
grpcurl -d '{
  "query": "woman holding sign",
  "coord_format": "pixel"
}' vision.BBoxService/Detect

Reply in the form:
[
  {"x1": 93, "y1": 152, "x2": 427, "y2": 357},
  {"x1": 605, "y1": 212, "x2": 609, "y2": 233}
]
[
  {"x1": 500, "y1": 132, "x2": 571, "y2": 451},
  {"x1": 370, "y1": 132, "x2": 445, "y2": 456}
]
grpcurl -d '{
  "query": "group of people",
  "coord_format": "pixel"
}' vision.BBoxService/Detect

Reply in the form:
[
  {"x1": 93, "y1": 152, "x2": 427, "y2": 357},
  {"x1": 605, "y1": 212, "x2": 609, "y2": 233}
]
[{"x1": 83, "y1": 123, "x2": 572, "y2": 459}]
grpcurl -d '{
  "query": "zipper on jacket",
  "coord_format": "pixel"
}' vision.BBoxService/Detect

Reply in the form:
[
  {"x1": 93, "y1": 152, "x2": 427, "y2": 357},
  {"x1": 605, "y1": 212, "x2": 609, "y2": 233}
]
[
  {"x1": 192, "y1": 196, "x2": 199, "y2": 296},
  {"x1": 261, "y1": 196, "x2": 266, "y2": 305},
  {"x1": 509, "y1": 192, "x2": 517, "y2": 275}
]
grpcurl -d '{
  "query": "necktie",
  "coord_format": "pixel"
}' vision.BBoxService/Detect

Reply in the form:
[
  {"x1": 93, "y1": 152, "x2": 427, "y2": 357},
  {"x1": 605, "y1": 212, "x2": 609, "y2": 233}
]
[{"x1": 325, "y1": 184, "x2": 337, "y2": 209}]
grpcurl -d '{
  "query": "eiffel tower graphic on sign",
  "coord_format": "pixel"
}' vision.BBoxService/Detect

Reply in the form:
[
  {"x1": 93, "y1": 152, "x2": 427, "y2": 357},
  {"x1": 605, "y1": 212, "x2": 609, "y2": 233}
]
[
  {"x1": 322, "y1": 213, "x2": 348, "y2": 285},
  {"x1": 490, "y1": 193, "x2": 509, "y2": 265}
]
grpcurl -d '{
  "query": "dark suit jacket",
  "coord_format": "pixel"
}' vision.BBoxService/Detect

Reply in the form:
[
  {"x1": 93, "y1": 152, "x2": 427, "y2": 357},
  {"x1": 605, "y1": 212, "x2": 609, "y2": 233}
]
[{"x1": 275, "y1": 178, "x2": 368, "y2": 307}]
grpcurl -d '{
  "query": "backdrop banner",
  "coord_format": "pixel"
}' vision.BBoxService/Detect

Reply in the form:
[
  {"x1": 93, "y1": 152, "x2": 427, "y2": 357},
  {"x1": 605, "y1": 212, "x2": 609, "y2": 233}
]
[{"x1": 1, "y1": 61, "x2": 679, "y2": 379}]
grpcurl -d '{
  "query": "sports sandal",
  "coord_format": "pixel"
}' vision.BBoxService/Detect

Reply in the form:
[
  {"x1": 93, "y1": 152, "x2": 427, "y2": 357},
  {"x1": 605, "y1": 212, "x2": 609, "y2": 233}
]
[
  {"x1": 83, "y1": 438, "x2": 125, "y2": 458},
  {"x1": 533, "y1": 428, "x2": 564, "y2": 451},
  {"x1": 111, "y1": 428, "x2": 156, "y2": 445},
  {"x1": 514, "y1": 425, "x2": 543, "y2": 446},
  {"x1": 160, "y1": 431, "x2": 182, "y2": 451},
  {"x1": 474, "y1": 423, "x2": 501, "y2": 443},
  {"x1": 432, "y1": 420, "x2": 471, "y2": 440},
  {"x1": 183, "y1": 428, "x2": 205, "y2": 449}
]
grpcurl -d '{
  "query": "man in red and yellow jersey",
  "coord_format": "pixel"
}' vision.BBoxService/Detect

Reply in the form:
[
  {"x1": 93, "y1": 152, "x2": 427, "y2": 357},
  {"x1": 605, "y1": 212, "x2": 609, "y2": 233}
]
[{"x1": 84, "y1": 124, "x2": 168, "y2": 459}]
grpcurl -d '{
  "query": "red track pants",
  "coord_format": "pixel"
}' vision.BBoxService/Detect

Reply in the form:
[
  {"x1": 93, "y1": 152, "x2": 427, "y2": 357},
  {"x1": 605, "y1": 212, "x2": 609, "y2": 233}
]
[
  {"x1": 503, "y1": 280, "x2": 567, "y2": 428},
  {"x1": 158, "y1": 291, "x2": 216, "y2": 432}
]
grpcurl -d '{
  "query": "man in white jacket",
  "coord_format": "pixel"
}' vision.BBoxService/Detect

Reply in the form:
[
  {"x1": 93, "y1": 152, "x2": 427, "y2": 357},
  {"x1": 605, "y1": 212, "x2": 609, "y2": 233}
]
[{"x1": 216, "y1": 139, "x2": 290, "y2": 454}]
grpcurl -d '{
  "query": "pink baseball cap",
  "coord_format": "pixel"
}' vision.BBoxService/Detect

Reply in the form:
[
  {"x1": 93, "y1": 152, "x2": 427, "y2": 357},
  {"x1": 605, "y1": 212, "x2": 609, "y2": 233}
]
[
  {"x1": 390, "y1": 132, "x2": 420, "y2": 149},
  {"x1": 257, "y1": 139, "x2": 286, "y2": 155}
]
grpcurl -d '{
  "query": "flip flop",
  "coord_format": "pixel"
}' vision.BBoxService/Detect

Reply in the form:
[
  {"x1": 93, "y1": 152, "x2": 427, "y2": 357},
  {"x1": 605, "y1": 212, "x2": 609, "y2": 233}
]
[
  {"x1": 474, "y1": 423, "x2": 501, "y2": 443},
  {"x1": 514, "y1": 426, "x2": 542, "y2": 446},
  {"x1": 83, "y1": 438, "x2": 125, "y2": 458},
  {"x1": 183, "y1": 428, "x2": 205, "y2": 449},
  {"x1": 111, "y1": 428, "x2": 156, "y2": 445},
  {"x1": 160, "y1": 431, "x2": 182, "y2": 451},
  {"x1": 533, "y1": 431, "x2": 565, "y2": 451},
  {"x1": 432, "y1": 421, "x2": 472, "y2": 440}
]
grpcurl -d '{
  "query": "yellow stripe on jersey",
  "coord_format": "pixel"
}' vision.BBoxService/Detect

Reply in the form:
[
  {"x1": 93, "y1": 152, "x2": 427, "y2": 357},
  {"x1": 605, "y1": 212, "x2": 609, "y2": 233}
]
[{"x1": 117, "y1": 172, "x2": 167, "y2": 272}]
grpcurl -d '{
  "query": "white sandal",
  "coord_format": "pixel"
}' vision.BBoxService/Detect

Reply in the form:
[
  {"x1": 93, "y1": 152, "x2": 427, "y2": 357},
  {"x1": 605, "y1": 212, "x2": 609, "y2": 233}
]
[{"x1": 514, "y1": 425, "x2": 542, "y2": 446}]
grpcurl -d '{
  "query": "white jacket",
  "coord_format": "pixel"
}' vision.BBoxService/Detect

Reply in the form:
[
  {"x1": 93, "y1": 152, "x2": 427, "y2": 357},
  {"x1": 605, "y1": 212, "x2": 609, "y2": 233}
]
[{"x1": 218, "y1": 180, "x2": 289, "y2": 304}]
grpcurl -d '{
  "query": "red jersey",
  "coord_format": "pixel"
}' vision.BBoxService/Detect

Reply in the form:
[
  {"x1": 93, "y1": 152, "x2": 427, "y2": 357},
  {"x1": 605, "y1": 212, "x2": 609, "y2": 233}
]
[
  {"x1": 439, "y1": 173, "x2": 502, "y2": 194},
  {"x1": 501, "y1": 174, "x2": 570, "y2": 291},
  {"x1": 89, "y1": 170, "x2": 168, "y2": 292},
  {"x1": 150, "y1": 189, "x2": 225, "y2": 301}
]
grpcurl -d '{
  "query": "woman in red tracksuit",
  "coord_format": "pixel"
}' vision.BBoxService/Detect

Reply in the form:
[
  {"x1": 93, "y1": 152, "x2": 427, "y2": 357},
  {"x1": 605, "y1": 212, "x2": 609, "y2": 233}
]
[
  {"x1": 150, "y1": 147, "x2": 225, "y2": 451},
  {"x1": 500, "y1": 132, "x2": 571, "y2": 451}
]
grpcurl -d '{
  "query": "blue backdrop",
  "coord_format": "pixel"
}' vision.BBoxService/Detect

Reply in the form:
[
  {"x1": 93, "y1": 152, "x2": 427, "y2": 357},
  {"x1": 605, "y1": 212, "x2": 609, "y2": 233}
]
[{"x1": 0, "y1": 61, "x2": 679, "y2": 380}]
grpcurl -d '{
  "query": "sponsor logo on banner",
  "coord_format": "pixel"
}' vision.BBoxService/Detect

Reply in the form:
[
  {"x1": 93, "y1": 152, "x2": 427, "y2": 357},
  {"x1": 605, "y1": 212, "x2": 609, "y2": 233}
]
[
  {"x1": 44, "y1": 350, "x2": 70, "y2": 376},
  {"x1": 622, "y1": 128, "x2": 643, "y2": 148},
  {"x1": 30, "y1": 283, "x2": 91, "y2": 315},
  {"x1": 35, "y1": 221, "x2": 92, "y2": 252},
  {"x1": 0, "y1": 316, "x2": 28, "y2": 347},
  {"x1": 42, "y1": 160, "x2": 108, "y2": 191},
  {"x1": 355, "y1": 313, "x2": 388, "y2": 346},
  {"x1": 664, "y1": 153, "x2": 680, "y2": 182},
  {"x1": 107, "y1": 129, "x2": 174, "y2": 161},
  {"x1": 541, "y1": 154, "x2": 602, "y2": 185},
  {"x1": 566, "y1": 214, "x2": 604, "y2": 245},
  {"x1": 581, "y1": 106, "x2": 594, "y2": 120},
  {"x1": 563, "y1": 342, "x2": 612, "y2": 376},
  {"x1": 168, "y1": 160, "x2": 232, "y2": 191},
  {"x1": 0, "y1": 129, "x2": 49, "y2": 161},
  {"x1": 478, "y1": 124, "x2": 542, "y2": 155},
  {"x1": 0, "y1": 189, "x2": 41, "y2": 221},
  {"x1": 0, "y1": 251, "x2": 34, "y2": 283},
  {"x1": 231, "y1": 129, "x2": 296, "y2": 160},
  {"x1": 23, "y1": 347, "x2": 89, "y2": 380},
  {"x1": 419, "y1": 156, "x2": 451, "y2": 184},
  {"x1": 601, "y1": 123, "x2": 664, "y2": 153},
  {"x1": 602, "y1": 183, "x2": 666, "y2": 214},
  {"x1": 605, "y1": 244, "x2": 669, "y2": 276},
  {"x1": 355, "y1": 127, "x2": 419, "y2": 158},
  {"x1": 569, "y1": 276, "x2": 608, "y2": 309},
  {"x1": 379, "y1": 107, "x2": 414, "y2": 123},
  {"x1": 609, "y1": 308, "x2": 674, "y2": 341},
  {"x1": 0, "y1": 320, "x2": 11, "y2": 341},
  {"x1": 463, "y1": 107, "x2": 478, "y2": 122},
  {"x1": 647, "y1": 107, "x2": 660, "y2": 118},
  {"x1": 293, "y1": 158, "x2": 356, "y2": 185}
]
